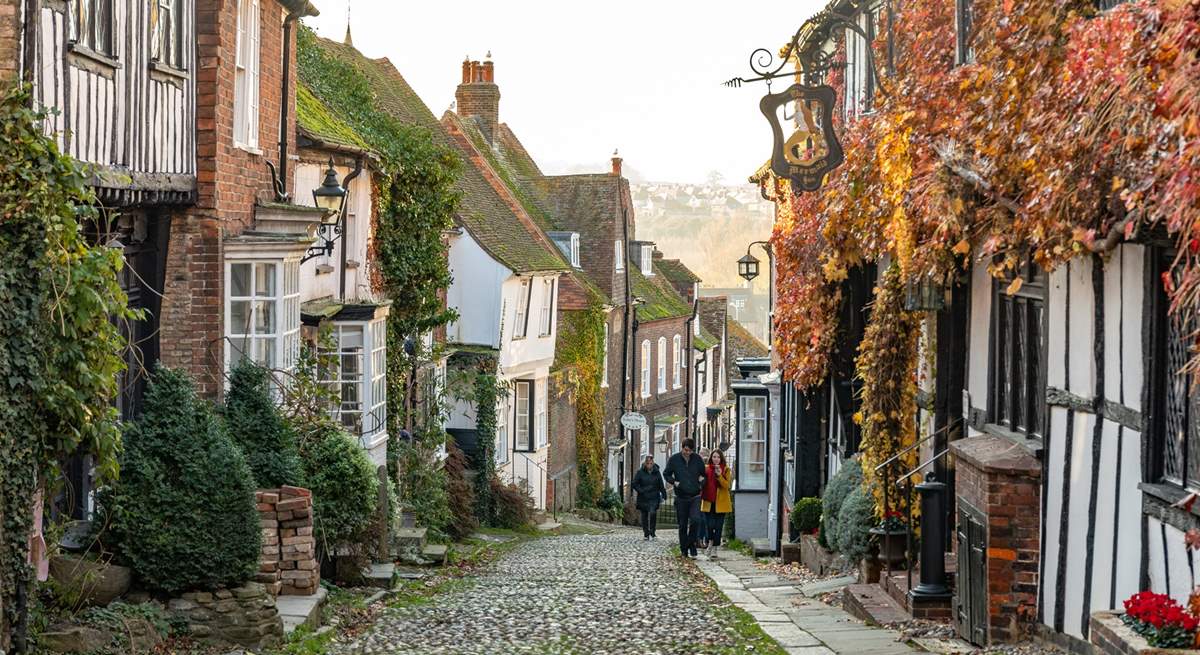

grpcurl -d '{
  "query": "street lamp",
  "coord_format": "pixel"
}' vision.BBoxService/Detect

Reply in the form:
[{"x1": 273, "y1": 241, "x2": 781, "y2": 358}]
[
  {"x1": 736, "y1": 241, "x2": 775, "y2": 352},
  {"x1": 302, "y1": 159, "x2": 349, "y2": 264},
  {"x1": 738, "y1": 253, "x2": 761, "y2": 281}
]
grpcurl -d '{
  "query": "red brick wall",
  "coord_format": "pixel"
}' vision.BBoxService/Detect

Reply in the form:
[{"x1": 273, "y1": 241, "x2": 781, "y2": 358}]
[
  {"x1": 0, "y1": 0, "x2": 19, "y2": 84},
  {"x1": 161, "y1": 0, "x2": 299, "y2": 397},
  {"x1": 547, "y1": 369, "x2": 578, "y2": 511},
  {"x1": 953, "y1": 436, "x2": 1041, "y2": 644},
  {"x1": 632, "y1": 316, "x2": 690, "y2": 463}
]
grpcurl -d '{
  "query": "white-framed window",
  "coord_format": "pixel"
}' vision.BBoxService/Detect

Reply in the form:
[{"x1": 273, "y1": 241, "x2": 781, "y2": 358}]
[
  {"x1": 641, "y1": 245, "x2": 653, "y2": 276},
  {"x1": 672, "y1": 424, "x2": 680, "y2": 454},
  {"x1": 539, "y1": 278, "x2": 554, "y2": 337},
  {"x1": 226, "y1": 259, "x2": 300, "y2": 373},
  {"x1": 640, "y1": 340, "x2": 651, "y2": 398},
  {"x1": 368, "y1": 320, "x2": 386, "y2": 438},
  {"x1": 699, "y1": 355, "x2": 708, "y2": 394},
  {"x1": 323, "y1": 324, "x2": 365, "y2": 433},
  {"x1": 514, "y1": 278, "x2": 531, "y2": 339},
  {"x1": 643, "y1": 427, "x2": 653, "y2": 458},
  {"x1": 234, "y1": 0, "x2": 261, "y2": 150},
  {"x1": 570, "y1": 234, "x2": 581, "y2": 268},
  {"x1": 535, "y1": 388, "x2": 547, "y2": 449},
  {"x1": 693, "y1": 317, "x2": 700, "y2": 337},
  {"x1": 515, "y1": 381, "x2": 532, "y2": 451},
  {"x1": 672, "y1": 335, "x2": 682, "y2": 388},
  {"x1": 601, "y1": 323, "x2": 610, "y2": 387},
  {"x1": 71, "y1": 0, "x2": 115, "y2": 56},
  {"x1": 657, "y1": 337, "x2": 667, "y2": 392},
  {"x1": 738, "y1": 395, "x2": 768, "y2": 489},
  {"x1": 150, "y1": 0, "x2": 184, "y2": 68},
  {"x1": 496, "y1": 396, "x2": 510, "y2": 465},
  {"x1": 615, "y1": 240, "x2": 624, "y2": 272}
]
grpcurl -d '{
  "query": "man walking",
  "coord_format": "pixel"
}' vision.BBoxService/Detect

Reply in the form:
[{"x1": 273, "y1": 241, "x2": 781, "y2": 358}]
[{"x1": 663, "y1": 438, "x2": 706, "y2": 558}]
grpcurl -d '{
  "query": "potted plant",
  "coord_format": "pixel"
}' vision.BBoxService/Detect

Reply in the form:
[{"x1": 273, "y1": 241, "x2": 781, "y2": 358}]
[
  {"x1": 869, "y1": 510, "x2": 908, "y2": 568},
  {"x1": 1120, "y1": 591, "x2": 1199, "y2": 648}
]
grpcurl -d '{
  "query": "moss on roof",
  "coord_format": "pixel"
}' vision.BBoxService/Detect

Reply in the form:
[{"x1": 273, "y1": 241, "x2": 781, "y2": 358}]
[
  {"x1": 727, "y1": 318, "x2": 769, "y2": 362},
  {"x1": 657, "y1": 259, "x2": 701, "y2": 285},
  {"x1": 630, "y1": 266, "x2": 691, "y2": 323},
  {"x1": 299, "y1": 34, "x2": 566, "y2": 274},
  {"x1": 694, "y1": 327, "x2": 718, "y2": 351},
  {"x1": 295, "y1": 83, "x2": 371, "y2": 152}
]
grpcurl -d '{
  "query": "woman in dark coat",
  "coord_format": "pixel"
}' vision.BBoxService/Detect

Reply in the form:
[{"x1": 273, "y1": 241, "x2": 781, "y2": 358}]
[{"x1": 632, "y1": 455, "x2": 666, "y2": 540}]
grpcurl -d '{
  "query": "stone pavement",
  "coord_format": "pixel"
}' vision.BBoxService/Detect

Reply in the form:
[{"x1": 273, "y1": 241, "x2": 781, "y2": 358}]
[
  {"x1": 693, "y1": 548, "x2": 918, "y2": 655},
  {"x1": 333, "y1": 527, "x2": 777, "y2": 654}
]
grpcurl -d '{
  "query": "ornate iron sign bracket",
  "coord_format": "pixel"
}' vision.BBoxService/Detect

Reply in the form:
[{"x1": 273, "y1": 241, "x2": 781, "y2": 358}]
[{"x1": 762, "y1": 84, "x2": 843, "y2": 192}]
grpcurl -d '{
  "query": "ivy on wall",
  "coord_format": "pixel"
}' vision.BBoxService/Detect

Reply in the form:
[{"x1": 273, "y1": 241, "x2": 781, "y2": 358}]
[
  {"x1": 552, "y1": 302, "x2": 607, "y2": 507},
  {"x1": 0, "y1": 86, "x2": 134, "y2": 651}
]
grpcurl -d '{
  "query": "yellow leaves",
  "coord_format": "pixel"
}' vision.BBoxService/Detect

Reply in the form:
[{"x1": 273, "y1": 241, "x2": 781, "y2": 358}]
[
  {"x1": 953, "y1": 239, "x2": 972, "y2": 256},
  {"x1": 1007, "y1": 277, "x2": 1024, "y2": 295}
]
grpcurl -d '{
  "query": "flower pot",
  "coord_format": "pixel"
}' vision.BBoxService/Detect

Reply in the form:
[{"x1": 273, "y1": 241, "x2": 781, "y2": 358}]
[
  {"x1": 871, "y1": 527, "x2": 908, "y2": 568},
  {"x1": 49, "y1": 553, "x2": 131, "y2": 607}
]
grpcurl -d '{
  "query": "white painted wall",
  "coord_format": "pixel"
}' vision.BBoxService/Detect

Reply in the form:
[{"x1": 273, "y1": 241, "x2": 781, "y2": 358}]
[
  {"x1": 295, "y1": 161, "x2": 374, "y2": 303},
  {"x1": 498, "y1": 274, "x2": 560, "y2": 373},
  {"x1": 446, "y1": 230, "x2": 509, "y2": 348},
  {"x1": 966, "y1": 261, "x2": 993, "y2": 433}
]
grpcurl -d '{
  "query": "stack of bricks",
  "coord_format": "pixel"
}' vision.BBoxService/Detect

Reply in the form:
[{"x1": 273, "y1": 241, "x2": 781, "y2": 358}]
[{"x1": 254, "y1": 486, "x2": 319, "y2": 596}]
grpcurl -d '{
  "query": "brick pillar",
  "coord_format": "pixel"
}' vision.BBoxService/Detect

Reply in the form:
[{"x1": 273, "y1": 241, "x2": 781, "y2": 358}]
[
  {"x1": 0, "y1": 0, "x2": 20, "y2": 85},
  {"x1": 950, "y1": 435, "x2": 1041, "y2": 645},
  {"x1": 253, "y1": 486, "x2": 318, "y2": 597},
  {"x1": 255, "y1": 490, "x2": 282, "y2": 595}
]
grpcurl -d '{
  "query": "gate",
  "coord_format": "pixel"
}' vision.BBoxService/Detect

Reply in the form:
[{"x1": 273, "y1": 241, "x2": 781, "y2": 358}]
[{"x1": 956, "y1": 503, "x2": 988, "y2": 645}]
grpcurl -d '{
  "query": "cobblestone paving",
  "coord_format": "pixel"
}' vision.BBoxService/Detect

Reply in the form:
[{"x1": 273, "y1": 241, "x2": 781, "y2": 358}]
[{"x1": 335, "y1": 530, "x2": 756, "y2": 654}]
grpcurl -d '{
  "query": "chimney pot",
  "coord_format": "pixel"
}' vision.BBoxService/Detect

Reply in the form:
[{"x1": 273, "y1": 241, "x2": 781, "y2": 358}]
[
  {"x1": 611, "y1": 150, "x2": 623, "y2": 176},
  {"x1": 462, "y1": 58, "x2": 471, "y2": 84},
  {"x1": 482, "y1": 60, "x2": 494, "y2": 83}
]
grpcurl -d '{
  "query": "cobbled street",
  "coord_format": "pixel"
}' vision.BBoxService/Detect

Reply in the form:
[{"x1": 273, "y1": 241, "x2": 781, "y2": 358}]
[{"x1": 335, "y1": 529, "x2": 759, "y2": 655}]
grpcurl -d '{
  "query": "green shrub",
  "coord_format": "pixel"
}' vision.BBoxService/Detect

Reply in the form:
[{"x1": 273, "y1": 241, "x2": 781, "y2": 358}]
[
  {"x1": 835, "y1": 484, "x2": 877, "y2": 563},
  {"x1": 821, "y1": 459, "x2": 863, "y2": 552},
  {"x1": 443, "y1": 440, "x2": 478, "y2": 540},
  {"x1": 393, "y1": 436, "x2": 451, "y2": 541},
  {"x1": 112, "y1": 368, "x2": 260, "y2": 593},
  {"x1": 598, "y1": 487, "x2": 624, "y2": 522},
  {"x1": 224, "y1": 360, "x2": 303, "y2": 489},
  {"x1": 489, "y1": 477, "x2": 535, "y2": 530},
  {"x1": 790, "y1": 497, "x2": 822, "y2": 534},
  {"x1": 298, "y1": 421, "x2": 379, "y2": 551}
]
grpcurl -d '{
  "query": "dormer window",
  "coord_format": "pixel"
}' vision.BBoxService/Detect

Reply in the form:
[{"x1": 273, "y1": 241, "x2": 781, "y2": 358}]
[
  {"x1": 570, "y1": 234, "x2": 580, "y2": 268},
  {"x1": 641, "y1": 245, "x2": 652, "y2": 276}
]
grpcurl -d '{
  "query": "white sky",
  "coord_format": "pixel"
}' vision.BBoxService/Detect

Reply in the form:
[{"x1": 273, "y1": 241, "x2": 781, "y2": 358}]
[{"x1": 303, "y1": 0, "x2": 824, "y2": 185}]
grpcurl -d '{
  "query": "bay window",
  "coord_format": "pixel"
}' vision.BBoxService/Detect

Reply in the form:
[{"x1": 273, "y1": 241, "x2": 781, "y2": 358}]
[
  {"x1": 234, "y1": 0, "x2": 260, "y2": 149},
  {"x1": 319, "y1": 317, "x2": 387, "y2": 444},
  {"x1": 738, "y1": 395, "x2": 768, "y2": 489},
  {"x1": 657, "y1": 337, "x2": 667, "y2": 392},
  {"x1": 325, "y1": 325, "x2": 364, "y2": 433},
  {"x1": 226, "y1": 259, "x2": 300, "y2": 373}
]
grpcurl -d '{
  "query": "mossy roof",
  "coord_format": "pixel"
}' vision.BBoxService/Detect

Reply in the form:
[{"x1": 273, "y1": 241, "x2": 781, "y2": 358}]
[
  {"x1": 630, "y1": 265, "x2": 691, "y2": 323},
  {"x1": 694, "y1": 327, "x2": 718, "y2": 351},
  {"x1": 295, "y1": 83, "x2": 372, "y2": 153},
  {"x1": 727, "y1": 318, "x2": 769, "y2": 362},
  {"x1": 299, "y1": 36, "x2": 566, "y2": 274},
  {"x1": 657, "y1": 259, "x2": 701, "y2": 285}
]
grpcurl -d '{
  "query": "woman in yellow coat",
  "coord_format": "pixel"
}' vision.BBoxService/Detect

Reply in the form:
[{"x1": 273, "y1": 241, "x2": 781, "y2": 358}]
[{"x1": 700, "y1": 449, "x2": 732, "y2": 559}]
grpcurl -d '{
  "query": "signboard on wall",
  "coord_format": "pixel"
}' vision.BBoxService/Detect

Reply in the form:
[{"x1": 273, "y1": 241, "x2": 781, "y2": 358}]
[{"x1": 761, "y1": 83, "x2": 844, "y2": 193}]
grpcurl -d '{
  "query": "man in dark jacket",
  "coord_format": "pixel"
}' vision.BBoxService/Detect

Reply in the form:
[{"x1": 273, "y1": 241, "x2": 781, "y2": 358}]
[
  {"x1": 663, "y1": 438, "x2": 706, "y2": 558},
  {"x1": 632, "y1": 455, "x2": 666, "y2": 540}
]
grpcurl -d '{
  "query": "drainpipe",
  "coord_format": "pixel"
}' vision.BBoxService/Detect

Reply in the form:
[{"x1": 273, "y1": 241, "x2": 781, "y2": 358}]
[
  {"x1": 618, "y1": 201, "x2": 632, "y2": 496},
  {"x1": 274, "y1": 11, "x2": 302, "y2": 202},
  {"x1": 685, "y1": 307, "x2": 694, "y2": 441},
  {"x1": 338, "y1": 156, "x2": 364, "y2": 301}
]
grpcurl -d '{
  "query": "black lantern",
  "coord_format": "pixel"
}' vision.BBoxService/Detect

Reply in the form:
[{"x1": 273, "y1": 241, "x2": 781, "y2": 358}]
[
  {"x1": 738, "y1": 253, "x2": 761, "y2": 281},
  {"x1": 312, "y1": 158, "x2": 347, "y2": 215}
]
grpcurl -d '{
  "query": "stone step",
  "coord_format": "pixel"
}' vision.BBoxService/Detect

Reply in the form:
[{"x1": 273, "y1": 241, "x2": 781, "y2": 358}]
[
  {"x1": 363, "y1": 562, "x2": 394, "y2": 589},
  {"x1": 751, "y1": 538, "x2": 772, "y2": 557},
  {"x1": 276, "y1": 586, "x2": 327, "y2": 635},
  {"x1": 393, "y1": 526, "x2": 428, "y2": 552},
  {"x1": 842, "y1": 583, "x2": 912, "y2": 626},
  {"x1": 535, "y1": 520, "x2": 562, "y2": 532},
  {"x1": 420, "y1": 544, "x2": 448, "y2": 566}
]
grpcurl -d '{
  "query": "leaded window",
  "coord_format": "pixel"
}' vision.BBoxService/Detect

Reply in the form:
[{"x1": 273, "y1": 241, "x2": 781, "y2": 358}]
[
  {"x1": 150, "y1": 0, "x2": 184, "y2": 68},
  {"x1": 1153, "y1": 250, "x2": 1200, "y2": 490},
  {"x1": 990, "y1": 263, "x2": 1046, "y2": 438},
  {"x1": 72, "y1": 0, "x2": 114, "y2": 56}
]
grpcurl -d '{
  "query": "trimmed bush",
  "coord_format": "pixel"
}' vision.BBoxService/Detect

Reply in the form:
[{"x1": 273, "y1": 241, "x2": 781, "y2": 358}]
[
  {"x1": 297, "y1": 421, "x2": 379, "y2": 551},
  {"x1": 112, "y1": 368, "x2": 260, "y2": 593},
  {"x1": 443, "y1": 440, "x2": 479, "y2": 541},
  {"x1": 224, "y1": 361, "x2": 302, "y2": 488},
  {"x1": 598, "y1": 488, "x2": 624, "y2": 522},
  {"x1": 790, "y1": 497, "x2": 822, "y2": 534},
  {"x1": 490, "y1": 477, "x2": 535, "y2": 530},
  {"x1": 821, "y1": 459, "x2": 863, "y2": 552},
  {"x1": 393, "y1": 436, "x2": 452, "y2": 541},
  {"x1": 835, "y1": 484, "x2": 877, "y2": 564}
]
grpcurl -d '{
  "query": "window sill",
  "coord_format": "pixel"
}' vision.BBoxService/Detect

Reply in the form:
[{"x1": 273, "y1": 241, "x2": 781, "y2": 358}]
[
  {"x1": 148, "y1": 59, "x2": 188, "y2": 83},
  {"x1": 978, "y1": 422, "x2": 1044, "y2": 457},
  {"x1": 67, "y1": 43, "x2": 119, "y2": 77},
  {"x1": 1141, "y1": 482, "x2": 1200, "y2": 532},
  {"x1": 235, "y1": 143, "x2": 263, "y2": 156}
]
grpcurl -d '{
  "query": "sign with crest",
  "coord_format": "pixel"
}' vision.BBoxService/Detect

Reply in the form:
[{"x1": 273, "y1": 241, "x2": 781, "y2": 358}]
[{"x1": 761, "y1": 84, "x2": 843, "y2": 192}]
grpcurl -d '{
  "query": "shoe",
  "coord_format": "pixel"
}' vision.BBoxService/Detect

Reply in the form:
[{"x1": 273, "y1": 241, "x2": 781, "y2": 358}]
[{"x1": 644, "y1": 536, "x2": 650, "y2": 541}]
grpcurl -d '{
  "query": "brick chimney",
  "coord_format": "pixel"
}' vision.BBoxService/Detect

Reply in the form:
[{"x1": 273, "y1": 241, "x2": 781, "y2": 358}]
[
  {"x1": 456, "y1": 52, "x2": 500, "y2": 144},
  {"x1": 611, "y1": 149, "x2": 623, "y2": 176}
]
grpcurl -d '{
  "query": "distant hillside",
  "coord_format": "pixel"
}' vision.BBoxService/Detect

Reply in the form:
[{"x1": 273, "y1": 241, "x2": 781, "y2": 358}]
[{"x1": 633, "y1": 182, "x2": 773, "y2": 292}]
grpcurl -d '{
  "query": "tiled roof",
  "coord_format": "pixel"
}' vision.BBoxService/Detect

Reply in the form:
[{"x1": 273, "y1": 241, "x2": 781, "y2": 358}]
[
  {"x1": 295, "y1": 83, "x2": 372, "y2": 153},
  {"x1": 694, "y1": 327, "x2": 718, "y2": 351},
  {"x1": 631, "y1": 263, "x2": 691, "y2": 323},
  {"x1": 727, "y1": 319, "x2": 769, "y2": 368},
  {"x1": 657, "y1": 258, "x2": 701, "y2": 285},
  {"x1": 299, "y1": 37, "x2": 566, "y2": 274},
  {"x1": 698, "y1": 297, "x2": 728, "y2": 342}
]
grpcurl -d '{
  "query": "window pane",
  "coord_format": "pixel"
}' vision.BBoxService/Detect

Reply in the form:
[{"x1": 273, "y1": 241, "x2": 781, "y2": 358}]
[
  {"x1": 229, "y1": 337, "x2": 249, "y2": 368},
  {"x1": 1166, "y1": 313, "x2": 1190, "y2": 484},
  {"x1": 231, "y1": 263, "x2": 251, "y2": 297},
  {"x1": 230, "y1": 300, "x2": 251, "y2": 335},
  {"x1": 254, "y1": 300, "x2": 275, "y2": 334},
  {"x1": 255, "y1": 263, "x2": 276, "y2": 296},
  {"x1": 255, "y1": 337, "x2": 276, "y2": 369}
]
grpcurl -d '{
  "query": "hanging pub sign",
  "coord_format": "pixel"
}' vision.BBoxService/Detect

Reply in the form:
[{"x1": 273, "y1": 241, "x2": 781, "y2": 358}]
[{"x1": 761, "y1": 83, "x2": 843, "y2": 193}]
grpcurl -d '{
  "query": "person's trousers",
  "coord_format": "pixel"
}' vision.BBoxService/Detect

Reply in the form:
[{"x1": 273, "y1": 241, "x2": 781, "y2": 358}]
[
  {"x1": 706, "y1": 510, "x2": 727, "y2": 548},
  {"x1": 696, "y1": 508, "x2": 709, "y2": 544},
  {"x1": 675, "y1": 495, "x2": 702, "y2": 556},
  {"x1": 640, "y1": 508, "x2": 658, "y2": 538}
]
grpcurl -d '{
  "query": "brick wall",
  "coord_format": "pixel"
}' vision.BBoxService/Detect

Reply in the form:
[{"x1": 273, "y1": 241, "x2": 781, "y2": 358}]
[
  {"x1": 255, "y1": 486, "x2": 319, "y2": 597},
  {"x1": 632, "y1": 316, "x2": 690, "y2": 464},
  {"x1": 951, "y1": 435, "x2": 1041, "y2": 644},
  {"x1": 455, "y1": 59, "x2": 499, "y2": 143},
  {"x1": 160, "y1": 0, "x2": 299, "y2": 398},
  {"x1": 547, "y1": 369, "x2": 578, "y2": 512},
  {"x1": 0, "y1": 0, "x2": 19, "y2": 84}
]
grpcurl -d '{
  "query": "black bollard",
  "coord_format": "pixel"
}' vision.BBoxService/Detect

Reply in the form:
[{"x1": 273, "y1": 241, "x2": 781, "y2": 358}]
[{"x1": 911, "y1": 473, "x2": 951, "y2": 597}]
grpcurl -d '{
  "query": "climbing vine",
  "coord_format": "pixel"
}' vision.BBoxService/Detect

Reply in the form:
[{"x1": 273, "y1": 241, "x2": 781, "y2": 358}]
[
  {"x1": 552, "y1": 302, "x2": 607, "y2": 507},
  {"x1": 0, "y1": 85, "x2": 134, "y2": 650},
  {"x1": 296, "y1": 26, "x2": 461, "y2": 436}
]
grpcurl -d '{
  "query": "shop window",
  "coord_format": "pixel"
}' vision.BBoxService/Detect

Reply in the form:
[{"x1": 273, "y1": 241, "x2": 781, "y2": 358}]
[{"x1": 739, "y1": 395, "x2": 767, "y2": 489}]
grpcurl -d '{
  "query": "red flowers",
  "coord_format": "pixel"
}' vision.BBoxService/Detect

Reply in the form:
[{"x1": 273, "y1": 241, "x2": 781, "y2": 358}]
[{"x1": 1123, "y1": 591, "x2": 1199, "y2": 632}]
